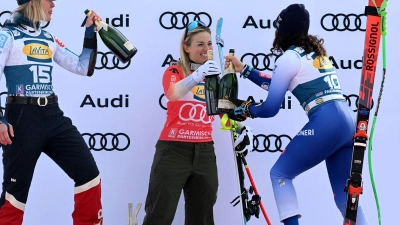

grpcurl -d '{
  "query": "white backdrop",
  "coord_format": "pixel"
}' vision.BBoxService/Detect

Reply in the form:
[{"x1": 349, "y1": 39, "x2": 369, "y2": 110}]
[{"x1": 1, "y1": 0, "x2": 399, "y2": 224}]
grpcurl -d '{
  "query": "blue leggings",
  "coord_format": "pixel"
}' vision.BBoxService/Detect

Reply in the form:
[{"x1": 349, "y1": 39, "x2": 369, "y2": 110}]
[{"x1": 270, "y1": 101, "x2": 369, "y2": 224}]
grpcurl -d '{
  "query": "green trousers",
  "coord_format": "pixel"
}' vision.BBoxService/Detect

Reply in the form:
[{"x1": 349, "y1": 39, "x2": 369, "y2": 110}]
[{"x1": 142, "y1": 140, "x2": 218, "y2": 225}]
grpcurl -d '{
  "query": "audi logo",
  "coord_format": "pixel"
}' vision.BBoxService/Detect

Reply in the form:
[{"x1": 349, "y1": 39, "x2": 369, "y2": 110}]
[
  {"x1": 343, "y1": 94, "x2": 374, "y2": 112},
  {"x1": 0, "y1": 11, "x2": 12, "y2": 28},
  {"x1": 159, "y1": 94, "x2": 167, "y2": 110},
  {"x1": 240, "y1": 53, "x2": 276, "y2": 71},
  {"x1": 252, "y1": 134, "x2": 292, "y2": 153},
  {"x1": 179, "y1": 102, "x2": 212, "y2": 124},
  {"x1": 159, "y1": 12, "x2": 212, "y2": 30},
  {"x1": 96, "y1": 51, "x2": 131, "y2": 70},
  {"x1": 82, "y1": 133, "x2": 130, "y2": 151},
  {"x1": 321, "y1": 13, "x2": 366, "y2": 32},
  {"x1": 0, "y1": 11, "x2": 50, "y2": 28}
]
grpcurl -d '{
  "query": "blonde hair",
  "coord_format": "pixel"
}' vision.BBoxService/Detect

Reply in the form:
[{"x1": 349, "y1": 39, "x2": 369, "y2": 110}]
[
  {"x1": 178, "y1": 26, "x2": 211, "y2": 77},
  {"x1": 14, "y1": 0, "x2": 47, "y2": 30}
]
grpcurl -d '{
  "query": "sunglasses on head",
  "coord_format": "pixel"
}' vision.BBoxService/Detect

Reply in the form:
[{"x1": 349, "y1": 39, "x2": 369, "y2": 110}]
[{"x1": 184, "y1": 20, "x2": 207, "y2": 40}]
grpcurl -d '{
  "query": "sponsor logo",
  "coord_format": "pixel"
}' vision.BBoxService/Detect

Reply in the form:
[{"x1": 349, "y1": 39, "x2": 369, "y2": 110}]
[
  {"x1": 357, "y1": 121, "x2": 368, "y2": 131},
  {"x1": 296, "y1": 129, "x2": 315, "y2": 136},
  {"x1": 179, "y1": 103, "x2": 213, "y2": 124},
  {"x1": 82, "y1": 133, "x2": 130, "y2": 151},
  {"x1": 96, "y1": 51, "x2": 131, "y2": 70},
  {"x1": 0, "y1": 33, "x2": 8, "y2": 50},
  {"x1": 321, "y1": 13, "x2": 366, "y2": 32},
  {"x1": 22, "y1": 40, "x2": 53, "y2": 63},
  {"x1": 191, "y1": 83, "x2": 205, "y2": 102},
  {"x1": 176, "y1": 129, "x2": 212, "y2": 140},
  {"x1": 162, "y1": 54, "x2": 179, "y2": 67},
  {"x1": 280, "y1": 96, "x2": 292, "y2": 109},
  {"x1": 260, "y1": 82, "x2": 269, "y2": 91},
  {"x1": 240, "y1": 53, "x2": 276, "y2": 71},
  {"x1": 358, "y1": 109, "x2": 369, "y2": 115},
  {"x1": 343, "y1": 94, "x2": 374, "y2": 112},
  {"x1": 0, "y1": 11, "x2": 12, "y2": 28},
  {"x1": 159, "y1": 12, "x2": 212, "y2": 29},
  {"x1": 258, "y1": 71, "x2": 272, "y2": 79},
  {"x1": 168, "y1": 128, "x2": 178, "y2": 138},
  {"x1": 80, "y1": 94, "x2": 129, "y2": 108},
  {"x1": 159, "y1": 94, "x2": 167, "y2": 110},
  {"x1": 329, "y1": 56, "x2": 362, "y2": 70},
  {"x1": 242, "y1": 16, "x2": 274, "y2": 29},
  {"x1": 81, "y1": 14, "x2": 130, "y2": 27},
  {"x1": 253, "y1": 134, "x2": 292, "y2": 153}
]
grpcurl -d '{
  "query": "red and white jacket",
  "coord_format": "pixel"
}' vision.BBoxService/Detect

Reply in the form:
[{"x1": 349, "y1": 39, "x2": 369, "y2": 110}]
[{"x1": 158, "y1": 64, "x2": 215, "y2": 142}]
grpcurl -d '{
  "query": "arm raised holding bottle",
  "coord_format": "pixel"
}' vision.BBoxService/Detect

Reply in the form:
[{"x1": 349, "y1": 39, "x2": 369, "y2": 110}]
[
  {"x1": 224, "y1": 54, "x2": 272, "y2": 91},
  {"x1": 84, "y1": 9, "x2": 138, "y2": 63},
  {"x1": 53, "y1": 9, "x2": 101, "y2": 77}
]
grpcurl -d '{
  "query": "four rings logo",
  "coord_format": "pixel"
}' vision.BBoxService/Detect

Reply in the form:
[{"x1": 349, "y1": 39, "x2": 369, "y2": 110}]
[
  {"x1": 179, "y1": 102, "x2": 213, "y2": 124},
  {"x1": 343, "y1": 94, "x2": 374, "y2": 112},
  {"x1": 159, "y1": 12, "x2": 212, "y2": 30},
  {"x1": 252, "y1": 134, "x2": 292, "y2": 153},
  {"x1": 321, "y1": 13, "x2": 366, "y2": 32},
  {"x1": 82, "y1": 133, "x2": 130, "y2": 151},
  {"x1": 159, "y1": 94, "x2": 167, "y2": 110},
  {"x1": 241, "y1": 53, "x2": 276, "y2": 71},
  {"x1": 96, "y1": 51, "x2": 131, "y2": 70},
  {"x1": 0, "y1": 11, "x2": 12, "y2": 28},
  {"x1": 0, "y1": 11, "x2": 50, "y2": 28}
]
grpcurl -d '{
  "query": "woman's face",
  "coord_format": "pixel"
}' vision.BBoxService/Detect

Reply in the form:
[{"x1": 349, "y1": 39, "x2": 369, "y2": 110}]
[
  {"x1": 184, "y1": 31, "x2": 213, "y2": 65},
  {"x1": 40, "y1": 0, "x2": 55, "y2": 21}
]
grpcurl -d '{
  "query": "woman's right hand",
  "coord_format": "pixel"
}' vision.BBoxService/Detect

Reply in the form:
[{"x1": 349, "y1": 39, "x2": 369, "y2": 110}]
[
  {"x1": 224, "y1": 55, "x2": 246, "y2": 72},
  {"x1": 0, "y1": 123, "x2": 14, "y2": 146}
]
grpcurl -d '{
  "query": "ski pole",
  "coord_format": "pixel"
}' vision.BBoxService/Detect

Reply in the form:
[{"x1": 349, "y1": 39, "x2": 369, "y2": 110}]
[
  {"x1": 240, "y1": 154, "x2": 272, "y2": 225},
  {"x1": 368, "y1": 1, "x2": 387, "y2": 224}
]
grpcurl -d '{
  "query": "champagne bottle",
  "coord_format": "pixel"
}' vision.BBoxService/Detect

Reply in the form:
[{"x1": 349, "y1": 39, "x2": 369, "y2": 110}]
[
  {"x1": 204, "y1": 50, "x2": 220, "y2": 115},
  {"x1": 217, "y1": 49, "x2": 238, "y2": 113},
  {"x1": 84, "y1": 9, "x2": 137, "y2": 63}
]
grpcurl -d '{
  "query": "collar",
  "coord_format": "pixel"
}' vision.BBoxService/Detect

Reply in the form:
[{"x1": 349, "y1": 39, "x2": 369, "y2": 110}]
[
  {"x1": 190, "y1": 62, "x2": 201, "y2": 71},
  {"x1": 4, "y1": 12, "x2": 40, "y2": 31}
]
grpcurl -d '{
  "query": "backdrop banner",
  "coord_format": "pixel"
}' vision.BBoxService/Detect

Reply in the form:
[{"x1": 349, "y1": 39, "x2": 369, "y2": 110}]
[{"x1": 0, "y1": 0, "x2": 399, "y2": 224}]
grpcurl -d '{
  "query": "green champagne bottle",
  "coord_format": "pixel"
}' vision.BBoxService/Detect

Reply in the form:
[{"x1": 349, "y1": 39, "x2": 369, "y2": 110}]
[
  {"x1": 84, "y1": 9, "x2": 137, "y2": 63},
  {"x1": 204, "y1": 50, "x2": 220, "y2": 115},
  {"x1": 217, "y1": 49, "x2": 238, "y2": 114}
]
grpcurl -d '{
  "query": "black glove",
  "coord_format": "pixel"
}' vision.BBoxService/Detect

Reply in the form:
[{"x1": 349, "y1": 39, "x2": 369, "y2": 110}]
[
  {"x1": 228, "y1": 97, "x2": 255, "y2": 122},
  {"x1": 247, "y1": 194, "x2": 261, "y2": 218}
]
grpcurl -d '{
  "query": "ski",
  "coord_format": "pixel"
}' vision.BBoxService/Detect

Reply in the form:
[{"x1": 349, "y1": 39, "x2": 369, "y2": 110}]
[
  {"x1": 216, "y1": 18, "x2": 271, "y2": 225},
  {"x1": 215, "y1": 17, "x2": 247, "y2": 225},
  {"x1": 216, "y1": 18, "x2": 225, "y2": 71},
  {"x1": 343, "y1": 1, "x2": 386, "y2": 224}
]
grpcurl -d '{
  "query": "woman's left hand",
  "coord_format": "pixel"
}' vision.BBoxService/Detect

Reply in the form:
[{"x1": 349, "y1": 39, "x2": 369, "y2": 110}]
[{"x1": 85, "y1": 10, "x2": 102, "y2": 27}]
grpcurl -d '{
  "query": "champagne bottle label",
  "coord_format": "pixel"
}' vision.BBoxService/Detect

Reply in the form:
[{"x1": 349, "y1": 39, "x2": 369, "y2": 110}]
[
  {"x1": 124, "y1": 41, "x2": 135, "y2": 51},
  {"x1": 218, "y1": 98, "x2": 235, "y2": 110},
  {"x1": 217, "y1": 49, "x2": 238, "y2": 113}
]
